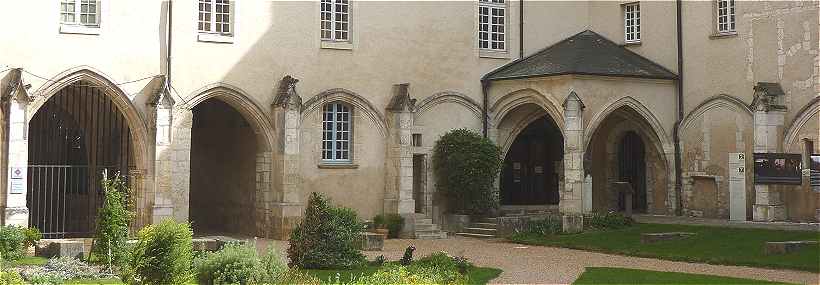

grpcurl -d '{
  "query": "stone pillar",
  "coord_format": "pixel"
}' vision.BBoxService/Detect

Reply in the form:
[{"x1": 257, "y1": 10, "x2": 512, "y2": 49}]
[
  {"x1": 270, "y1": 75, "x2": 304, "y2": 239},
  {"x1": 751, "y1": 83, "x2": 787, "y2": 221},
  {"x1": 561, "y1": 91, "x2": 585, "y2": 232},
  {"x1": 385, "y1": 83, "x2": 416, "y2": 238},
  {"x1": 149, "y1": 89, "x2": 178, "y2": 224},
  {"x1": 2, "y1": 69, "x2": 30, "y2": 226}
]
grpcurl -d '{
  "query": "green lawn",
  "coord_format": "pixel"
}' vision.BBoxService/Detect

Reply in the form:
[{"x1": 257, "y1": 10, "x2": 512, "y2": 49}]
[
  {"x1": 510, "y1": 223, "x2": 820, "y2": 272},
  {"x1": 305, "y1": 265, "x2": 502, "y2": 284},
  {"x1": 12, "y1": 256, "x2": 48, "y2": 266},
  {"x1": 573, "y1": 267, "x2": 793, "y2": 284}
]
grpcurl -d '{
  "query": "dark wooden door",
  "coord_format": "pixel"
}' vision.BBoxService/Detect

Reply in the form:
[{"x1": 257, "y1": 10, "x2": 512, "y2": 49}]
[
  {"x1": 617, "y1": 131, "x2": 647, "y2": 213},
  {"x1": 501, "y1": 136, "x2": 559, "y2": 205}
]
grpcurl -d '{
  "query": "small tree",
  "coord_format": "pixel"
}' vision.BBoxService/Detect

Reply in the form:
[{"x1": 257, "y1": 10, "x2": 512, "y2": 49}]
[
  {"x1": 433, "y1": 129, "x2": 502, "y2": 215},
  {"x1": 287, "y1": 192, "x2": 365, "y2": 269},
  {"x1": 91, "y1": 171, "x2": 131, "y2": 268}
]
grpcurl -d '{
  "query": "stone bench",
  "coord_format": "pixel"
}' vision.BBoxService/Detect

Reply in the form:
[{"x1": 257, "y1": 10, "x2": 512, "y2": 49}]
[
  {"x1": 640, "y1": 232, "x2": 696, "y2": 244},
  {"x1": 35, "y1": 239, "x2": 85, "y2": 258},
  {"x1": 764, "y1": 241, "x2": 818, "y2": 255},
  {"x1": 356, "y1": 232, "x2": 385, "y2": 251}
]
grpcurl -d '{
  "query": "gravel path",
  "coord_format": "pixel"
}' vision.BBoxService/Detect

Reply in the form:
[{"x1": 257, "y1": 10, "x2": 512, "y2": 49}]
[
  {"x1": 259, "y1": 237, "x2": 818, "y2": 284},
  {"x1": 364, "y1": 237, "x2": 818, "y2": 285}
]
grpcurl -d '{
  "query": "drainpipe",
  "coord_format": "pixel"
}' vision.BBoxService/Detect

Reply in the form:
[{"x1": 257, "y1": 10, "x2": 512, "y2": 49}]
[
  {"x1": 164, "y1": 0, "x2": 173, "y2": 93},
  {"x1": 519, "y1": 0, "x2": 524, "y2": 59},
  {"x1": 482, "y1": 80, "x2": 490, "y2": 138},
  {"x1": 673, "y1": 0, "x2": 684, "y2": 216}
]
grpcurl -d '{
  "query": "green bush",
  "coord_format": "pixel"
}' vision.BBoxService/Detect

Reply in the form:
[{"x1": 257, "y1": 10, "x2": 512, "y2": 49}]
[
  {"x1": 193, "y1": 242, "x2": 287, "y2": 285},
  {"x1": 373, "y1": 214, "x2": 404, "y2": 238},
  {"x1": 288, "y1": 192, "x2": 365, "y2": 269},
  {"x1": 91, "y1": 172, "x2": 131, "y2": 267},
  {"x1": 22, "y1": 227, "x2": 41, "y2": 249},
  {"x1": 584, "y1": 212, "x2": 634, "y2": 230},
  {"x1": 527, "y1": 217, "x2": 562, "y2": 235},
  {"x1": 123, "y1": 219, "x2": 193, "y2": 285},
  {"x1": 410, "y1": 251, "x2": 472, "y2": 282},
  {"x1": 274, "y1": 269, "x2": 321, "y2": 285},
  {"x1": 0, "y1": 226, "x2": 26, "y2": 262},
  {"x1": 350, "y1": 263, "x2": 466, "y2": 285},
  {"x1": 0, "y1": 271, "x2": 24, "y2": 285},
  {"x1": 433, "y1": 129, "x2": 502, "y2": 215}
]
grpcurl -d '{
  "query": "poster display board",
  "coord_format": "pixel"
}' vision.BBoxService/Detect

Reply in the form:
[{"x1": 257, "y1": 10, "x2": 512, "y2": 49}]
[
  {"x1": 811, "y1": 154, "x2": 820, "y2": 188},
  {"x1": 753, "y1": 153, "x2": 802, "y2": 185}
]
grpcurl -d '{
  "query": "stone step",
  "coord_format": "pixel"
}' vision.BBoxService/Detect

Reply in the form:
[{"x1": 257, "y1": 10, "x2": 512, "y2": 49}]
[
  {"x1": 416, "y1": 232, "x2": 447, "y2": 240},
  {"x1": 471, "y1": 222, "x2": 498, "y2": 228},
  {"x1": 416, "y1": 218, "x2": 433, "y2": 224},
  {"x1": 462, "y1": 227, "x2": 497, "y2": 235},
  {"x1": 454, "y1": 232, "x2": 496, "y2": 239},
  {"x1": 478, "y1": 217, "x2": 498, "y2": 223},
  {"x1": 414, "y1": 223, "x2": 439, "y2": 231}
]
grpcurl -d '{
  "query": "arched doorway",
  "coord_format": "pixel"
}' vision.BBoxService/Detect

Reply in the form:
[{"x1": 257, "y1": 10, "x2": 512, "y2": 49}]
[
  {"x1": 27, "y1": 81, "x2": 134, "y2": 238},
  {"x1": 617, "y1": 131, "x2": 646, "y2": 212},
  {"x1": 500, "y1": 116, "x2": 564, "y2": 206},
  {"x1": 189, "y1": 98, "x2": 257, "y2": 236}
]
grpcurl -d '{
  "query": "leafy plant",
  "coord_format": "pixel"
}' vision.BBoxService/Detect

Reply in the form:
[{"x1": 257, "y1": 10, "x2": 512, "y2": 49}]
[
  {"x1": 194, "y1": 242, "x2": 281, "y2": 285},
  {"x1": 373, "y1": 214, "x2": 405, "y2": 238},
  {"x1": 123, "y1": 219, "x2": 193, "y2": 285},
  {"x1": 400, "y1": 245, "x2": 415, "y2": 266},
  {"x1": 287, "y1": 192, "x2": 365, "y2": 269},
  {"x1": 371, "y1": 255, "x2": 386, "y2": 267},
  {"x1": 91, "y1": 171, "x2": 131, "y2": 268},
  {"x1": 0, "y1": 270, "x2": 24, "y2": 285},
  {"x1": 433, "y1": 129, "x2": 502, "y2": 215},
  {"x1": 584, "y1": 212, "x2": 633, "y2": 230},
  {"x1": 0, "y1": 225, "x2": 26, "y2": 262},
  {"x1": 527, "y1": 217, "x2": 563, "y2": 235},
  {"x1": 22, "y1": 227, "x2": 41, "y2": 249}
]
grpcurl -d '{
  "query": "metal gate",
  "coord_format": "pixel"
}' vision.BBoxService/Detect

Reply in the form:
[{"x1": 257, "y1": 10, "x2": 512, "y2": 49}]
[
  {"x1": 617, "y1": 131, "x2": 646, "y2": 213},
  {"x1": 27, "y1": 81, "x2": 132, "y2": 238}
]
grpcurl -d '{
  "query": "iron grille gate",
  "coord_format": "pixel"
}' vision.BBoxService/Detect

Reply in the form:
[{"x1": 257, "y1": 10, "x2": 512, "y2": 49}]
[{"x1": 27, "y1": 81, "x2": 132, "y2": 238}]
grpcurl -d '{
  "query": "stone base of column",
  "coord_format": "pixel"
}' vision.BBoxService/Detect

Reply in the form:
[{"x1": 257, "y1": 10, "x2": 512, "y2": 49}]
[
  {"x1": 752, "y1": 204, "x2": 786, "y2": 222},
  {"x1": 268, "y1": 203, "x2": 303, "y2": 240},
  {"x1": 399, "y1": 213, "x2": 416, "y2": 239},
  {"x1": 3, "y1": 206, "x2": 29, "y2": 227},
  {"x1": 562, "y1": 214, "x2": 583, "y2": 234},
  {"x1": 151, "y1": 204, "x2": 174, "y2": 223}
]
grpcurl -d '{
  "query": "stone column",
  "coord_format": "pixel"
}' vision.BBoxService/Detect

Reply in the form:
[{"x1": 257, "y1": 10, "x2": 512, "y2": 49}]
[
  {"x1": 751, "y1": 83, "x2": 787, "y2": 221},
  {"x1": 149, "y1": 88, "x2": 178, "y2": 224},
  {"x1": 2, "y1": 69, "x2": 30, "y2": 226},
  {"x1": 270, "y1": 75, "x2": 304, "y2": 239},
  {"x1": 385, "y1": 83, "x2": 416, "y2": 238},
  {"x1": 561, "y1": 91, "x2": 585, "y2": 233}
]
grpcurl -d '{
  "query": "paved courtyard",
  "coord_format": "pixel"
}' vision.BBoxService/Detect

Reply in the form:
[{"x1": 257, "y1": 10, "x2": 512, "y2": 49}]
[{"x1": 260, "y1": 236, "x2": 818, "y2": 284}]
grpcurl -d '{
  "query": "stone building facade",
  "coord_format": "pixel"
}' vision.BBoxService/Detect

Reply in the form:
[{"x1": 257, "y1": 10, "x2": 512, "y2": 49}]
[{"x1": 0, "y1": 1, "x2": 817, "y2": 239}]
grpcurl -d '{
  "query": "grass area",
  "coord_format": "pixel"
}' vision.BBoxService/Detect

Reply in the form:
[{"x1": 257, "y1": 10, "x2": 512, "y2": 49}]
[
  {"x1": 305, "y1": 265, "x2": 503, "y2": 284},
  {"x1": 573, "y1": 267, "x2": 793, "y2": 284},
  {"x1": 11, "y1": 256, "x2": 48, "y2": 266},
  {"x1": 510, "y1": 223, "x2": 820, "y2": 272}
]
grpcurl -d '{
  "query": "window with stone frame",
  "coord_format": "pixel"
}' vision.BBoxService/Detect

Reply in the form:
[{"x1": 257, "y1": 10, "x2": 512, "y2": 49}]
[
  {"x1": 478, "y1": 0, "x2": 506, "y2": 51},
  {"x1": 320, "y1": 0, "x2": 350, "y2": 41},
  {"x1": 716, "y1": 0, "x2": 736, "y2": 34},
  {"x1": 60, "y1": 0, "x2": 100, "y2": 26},
  {"x1": 623, "y1": 2, "x2": 640, "y2": 43},
  {"x1": 322, "y1": 102, "x2": 352, "y2": 162},
  {"x1": 198, "y1": 0, "x2": 232, "y2": 35}
]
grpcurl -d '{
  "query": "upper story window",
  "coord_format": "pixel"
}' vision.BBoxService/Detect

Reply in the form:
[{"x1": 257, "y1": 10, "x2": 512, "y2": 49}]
[
  {"x1": 478, "y1": 0, "x2": 506, "y2": 51},
  {"x1": 321, "y1": 0, "x2": 349, "y2": 41},
  {"x1": 60, "y1": 0, "x2": 100, "y2": 26},
  {"x1": 322, "y1": 102, "x2": 351, "y2": 162},
  {"x1": 623, "y1": 2, "x2": 641, "y2": 43},
  {"x1": 198, "y1": 0, "x2": 231, "y2": 35},
  {"x1": 716, "y1": 0, "x2": 736, "y2": 34}
]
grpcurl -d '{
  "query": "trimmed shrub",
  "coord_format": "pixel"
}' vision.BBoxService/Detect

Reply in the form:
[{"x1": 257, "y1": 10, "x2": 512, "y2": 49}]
[
  {"x1": 584, "y1": 212, "x2": 633, "y2": 230},
  {"x1": 287, "y1": 192, "x2": 365, "y2": 269},
  {"x1": 0, "y1": 226, "x2": 26, "y2": 262},
  {"x1": 352, "y1": 263, "x2": 466, "y2": 285},
  {"x1": 193, "y1": 242, "x2": 287, "y2": 285},
  {"x1": 123, "y1": 219, "x2": 193, "y2": 285},
  {"x1": 433, "y1": 129, "x2": 502, "y2": 215},
  {"x1": 91, "y1": 171, "x2": 131, "y2": 267}
]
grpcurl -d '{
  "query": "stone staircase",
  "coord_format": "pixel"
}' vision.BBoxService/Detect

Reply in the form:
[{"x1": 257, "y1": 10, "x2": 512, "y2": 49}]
[
  {"x1": 414, "y1": 214, "x2": 447, "y2": 239},
  {"x1": 454, "y1": 217, "x2": 498, "y2": 239}
]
